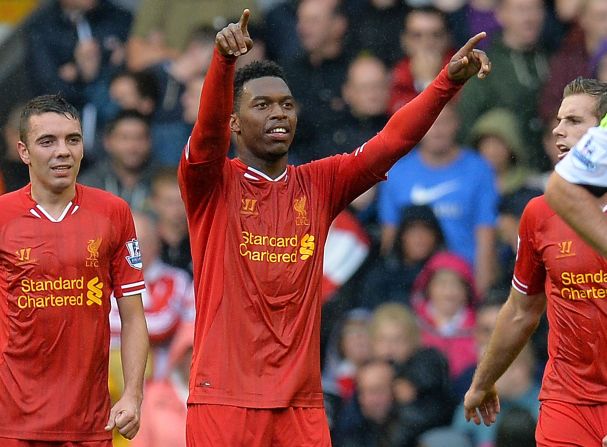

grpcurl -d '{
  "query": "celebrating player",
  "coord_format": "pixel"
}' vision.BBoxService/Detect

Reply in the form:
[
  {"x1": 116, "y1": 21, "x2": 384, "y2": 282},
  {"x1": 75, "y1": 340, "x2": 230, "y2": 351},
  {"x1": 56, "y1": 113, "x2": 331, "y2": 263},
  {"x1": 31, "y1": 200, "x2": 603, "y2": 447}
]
[
  {"x1": 464, "y1": 78, "x2": 607, "y2": 446},
  {"x1": 179, "y1": 9, "x2": 490, "y2": 447},
  {"x1": 0, "y1": 94, "x2": 149, "y2": 446}
]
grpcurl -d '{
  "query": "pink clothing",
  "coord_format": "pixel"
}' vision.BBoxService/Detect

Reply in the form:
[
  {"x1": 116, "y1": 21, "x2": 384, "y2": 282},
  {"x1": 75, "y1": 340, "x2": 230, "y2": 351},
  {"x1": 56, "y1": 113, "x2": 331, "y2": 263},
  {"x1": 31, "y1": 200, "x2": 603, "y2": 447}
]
[
  {"x1": 411, "y1": 251, "x2": 477, "y2": 378},
  {"x1": 132, "y1": 380, "x2": 187, "y2": 447}
]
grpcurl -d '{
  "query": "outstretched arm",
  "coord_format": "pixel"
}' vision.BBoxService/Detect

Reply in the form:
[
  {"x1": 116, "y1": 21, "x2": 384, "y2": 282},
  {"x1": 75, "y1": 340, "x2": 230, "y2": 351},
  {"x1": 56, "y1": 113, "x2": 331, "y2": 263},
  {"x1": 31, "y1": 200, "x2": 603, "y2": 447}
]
[
  {"x1": 186, "y1": 10, "x2": 253, "y2": 164},
  {"x1": 363, "y1": 33, "x2": 492, "y2": 175},
  {"x1": 464, "y1": 288, "x2": 545, "y2": 426}
]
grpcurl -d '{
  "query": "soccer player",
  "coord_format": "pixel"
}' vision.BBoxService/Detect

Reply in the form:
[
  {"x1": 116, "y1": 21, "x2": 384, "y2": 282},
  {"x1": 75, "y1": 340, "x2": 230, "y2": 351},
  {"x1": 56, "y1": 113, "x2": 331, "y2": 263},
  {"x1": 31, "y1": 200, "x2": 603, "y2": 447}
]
[
  {"x1": 178, "y1": 9, "x2": 490, "y2": 446},
  {"x1": 0, "y1": 94, "x2": 149, "y2": 446},
  {"x1": 463, "y1": 78, "x2": 607, "y2": 446},
  {"x1": 545, "y1": 112, "x2": 607, "y2": 257}
]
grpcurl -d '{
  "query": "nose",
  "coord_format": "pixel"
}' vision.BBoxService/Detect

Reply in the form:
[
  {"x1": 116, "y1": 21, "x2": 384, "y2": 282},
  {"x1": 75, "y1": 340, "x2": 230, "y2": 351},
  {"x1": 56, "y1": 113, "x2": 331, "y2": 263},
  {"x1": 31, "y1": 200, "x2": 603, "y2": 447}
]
[
  {"x1": 552, "y1": 121, "x2": 564, "y2": 138},
  {"x1": 54, "y1": 140, "x2": 72, "y2": 157},
  {"x1": 269, "y1": 103, "x2": 287, "y2": 119}
]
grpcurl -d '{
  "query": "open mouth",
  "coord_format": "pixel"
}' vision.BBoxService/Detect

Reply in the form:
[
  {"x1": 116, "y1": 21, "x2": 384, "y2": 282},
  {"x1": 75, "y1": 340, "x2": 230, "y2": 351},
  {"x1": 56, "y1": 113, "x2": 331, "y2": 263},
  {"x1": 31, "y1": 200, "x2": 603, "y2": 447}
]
[{"x1": 266, "y1": 126, "x2": 290, "y2": 140}]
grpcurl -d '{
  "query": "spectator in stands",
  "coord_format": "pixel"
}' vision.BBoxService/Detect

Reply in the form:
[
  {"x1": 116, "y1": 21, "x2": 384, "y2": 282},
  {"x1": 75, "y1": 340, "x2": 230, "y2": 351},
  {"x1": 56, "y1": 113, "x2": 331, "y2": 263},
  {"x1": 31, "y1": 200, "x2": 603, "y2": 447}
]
[
  {"x1": 494, "y1": 406, "x2": 537, "y2": 447},
  {"x1": 348, "y1": 0, "x2": 409, "y2": 68},
  {"x1": 181, "y1": 74, "x2": 205, "y2": 127},
  {"x1": 446, "y1": 0, "x2": 500, "y2": 50},
  {"x1": 368, "y1": 302, "x2": 455, "y2": 447},
  {"x1": 332, "y1": 359, "x2": 402, "y2": 447},
  {"x1": 110, "y1": 212, "x2": 194, "y2": 379},
  {"x1": 132, "y1": 321, "x2": 193, "y2": 447},
  {"x1": 356, "y1": 204, "x2": 445, "y2": 309},
  {"x1": 284, "y1": 0, "x2": 352, "y2": 163},
  {"x1": 23, "y1": 0, "x2": 132, "y2": 154},
  {"x1": 592, "y1": 39, "x2": 607, "y2": 82},
  {"x1": 411, "y1": 251, "x2": 477, "y2": 380},
  {"x1": 148, "y1": 167, "x2": 192, "y2": 276},
  {"x1": 469, "y1": 108, "x2": 538, "y2": 196},
  {"x1": 1, "y1": 103, "x2": 29, "y2": 192},
  {"x1": 540, "y1": 0, "x2": 607, "y2": 125},
  {"x1": 263, "y1": 0, "x2": 302, "y2": 66},
  {"x1": 457, "y1": 0, "x2": 550, "y2": 170},
  {"x1": 125, "y1": 0, "x2": 257, "y2": 71},
  {"x1": 378, "y1": 102, "x2": 498, "y2": 295},
  {"x1": 322, "y1": 309, "x2": 372, "y2": 402},
  {"x1": 79, "y1": 110, "x2": 156, "y2": 211},
  {"x1": 389, "y1": 6, "x2": 455, "y2": 113}
]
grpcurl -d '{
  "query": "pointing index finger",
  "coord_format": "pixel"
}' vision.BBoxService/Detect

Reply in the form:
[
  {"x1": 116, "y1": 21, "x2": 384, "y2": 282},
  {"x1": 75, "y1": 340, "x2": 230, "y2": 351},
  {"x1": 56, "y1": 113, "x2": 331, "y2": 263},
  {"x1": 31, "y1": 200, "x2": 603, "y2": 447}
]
[
  {"x1": 460, "y1": 32, "x2": 486, "y2": 55},
  {"x1": 239, "y1": 9, "x2": 250, "y2": 32}
]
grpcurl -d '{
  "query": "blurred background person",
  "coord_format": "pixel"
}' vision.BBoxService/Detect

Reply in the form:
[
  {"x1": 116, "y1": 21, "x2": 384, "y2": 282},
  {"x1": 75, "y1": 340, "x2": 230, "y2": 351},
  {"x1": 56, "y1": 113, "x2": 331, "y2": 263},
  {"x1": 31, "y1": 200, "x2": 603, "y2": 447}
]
[{"x1": 0, "y1": 103, "x2": 28, "y2": 192}]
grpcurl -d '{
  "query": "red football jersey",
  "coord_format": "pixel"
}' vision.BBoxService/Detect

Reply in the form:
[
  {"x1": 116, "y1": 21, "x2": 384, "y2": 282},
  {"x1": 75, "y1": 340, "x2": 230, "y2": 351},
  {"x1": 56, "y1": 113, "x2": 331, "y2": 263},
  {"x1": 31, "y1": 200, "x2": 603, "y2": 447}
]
[
  {"x1": 0, "y1": 184, "x2": 145, "y2": 441},
  {"x1": 513, "y1": 195, "x2": 607, "y2": 404},
  {"x1": 179, "y1": 49, "x2": 461, "y2": 408}
]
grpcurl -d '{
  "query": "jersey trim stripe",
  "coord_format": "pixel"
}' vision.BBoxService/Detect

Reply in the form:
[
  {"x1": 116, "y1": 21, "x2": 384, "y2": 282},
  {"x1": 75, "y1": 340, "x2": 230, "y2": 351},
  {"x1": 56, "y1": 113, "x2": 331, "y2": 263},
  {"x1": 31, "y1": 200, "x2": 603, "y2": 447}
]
[
  {"x1": 121, "y1": 288, "x2": 146, "y2": 297},
  {"x1": 34, "y1": 202, "x2": 74, "y2": 222},
  {"x1": 512, "y1": 274, "x2": 528, "y2": 295},
  {"x1": 122, "y1": 281, "x2": 146, "y2": 289},
  {"x1": 246, "y1": 165, "x2": 287, "y2": 182}
]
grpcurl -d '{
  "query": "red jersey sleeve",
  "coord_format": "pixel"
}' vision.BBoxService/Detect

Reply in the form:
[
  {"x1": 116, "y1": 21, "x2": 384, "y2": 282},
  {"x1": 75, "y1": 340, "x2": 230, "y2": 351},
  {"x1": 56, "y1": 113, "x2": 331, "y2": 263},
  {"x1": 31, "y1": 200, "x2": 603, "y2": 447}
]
[
  {"x1": 512, "y1": 197, "x2": 547, "y2": 295},
  {"x1": 178, "y1": 49, "x2": 236, "y2": 209},
  {"x1": 111, "y1": 200, "x2": 145, "y2": 298},
  {"x1": 306, "y1": 66, "x2": 464, "y2": 218}
]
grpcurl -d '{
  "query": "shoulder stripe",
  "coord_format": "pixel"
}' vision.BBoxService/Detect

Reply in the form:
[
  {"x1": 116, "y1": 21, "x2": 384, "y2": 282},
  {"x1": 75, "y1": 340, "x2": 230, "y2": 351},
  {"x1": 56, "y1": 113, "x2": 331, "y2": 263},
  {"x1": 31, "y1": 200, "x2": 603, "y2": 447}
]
[{"x1": 122, "y1": 280, "x2": 146, "y2": 289}]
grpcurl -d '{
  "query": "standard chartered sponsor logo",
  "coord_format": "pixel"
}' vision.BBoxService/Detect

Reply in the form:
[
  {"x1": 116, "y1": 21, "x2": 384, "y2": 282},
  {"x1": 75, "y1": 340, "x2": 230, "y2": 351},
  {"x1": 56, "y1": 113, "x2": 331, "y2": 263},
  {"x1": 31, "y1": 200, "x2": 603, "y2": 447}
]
[
  {"x1": 17, "y1": 276, "x2": 104, "y2": 309},
  {"x1": 239, "y1": 231, "x2": 316, "y2": 262},
  {"x1": 560, "y1": 270, "x2": 607, "y2": 300}
]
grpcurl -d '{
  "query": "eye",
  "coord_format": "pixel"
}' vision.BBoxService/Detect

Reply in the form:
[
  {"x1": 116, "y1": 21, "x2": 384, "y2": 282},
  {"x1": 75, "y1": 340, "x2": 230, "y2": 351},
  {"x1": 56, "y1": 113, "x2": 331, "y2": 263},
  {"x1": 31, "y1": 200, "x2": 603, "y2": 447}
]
[
  {"x1": 39, "y1": 139, "x2": 52, "y2": 146},
  {"x1": 254, "y1": 102, "x2": 268, "y2": 110},
  {"x1": 68, "y1": 136, "x2": 82, "y2": 145},
  {"x1": 282, "y1": 101, "x2": 294, "y2": 109}
]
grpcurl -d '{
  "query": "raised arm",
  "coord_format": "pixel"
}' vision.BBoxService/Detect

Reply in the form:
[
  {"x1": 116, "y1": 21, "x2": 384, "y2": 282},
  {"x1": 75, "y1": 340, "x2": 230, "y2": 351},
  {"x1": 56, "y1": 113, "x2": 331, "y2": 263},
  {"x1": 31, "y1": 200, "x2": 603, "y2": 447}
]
[
  {"x1": 186, "y1": 10, "x2": 253, "y2": 164},
  {"x1": 362, "y1": 32, "x2": 491, "y2": 175}
]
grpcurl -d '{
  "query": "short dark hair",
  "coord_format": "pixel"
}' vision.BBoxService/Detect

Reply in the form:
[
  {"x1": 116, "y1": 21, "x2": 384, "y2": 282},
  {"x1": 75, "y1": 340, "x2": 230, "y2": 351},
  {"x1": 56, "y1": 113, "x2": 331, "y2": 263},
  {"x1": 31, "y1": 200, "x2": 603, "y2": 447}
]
[
  {"x1": 233, "y1": 60, "x2": 288, "y2": 111},
  {"x1": 110, "y1": 70, "x2": 160, "y2": 106},
  {"x1": 563, "y1": 77, "x2": 607, "y2": 120},
  {"x1": 20, "y1": 93, "x2": 80, "y2": 143},
  {"x1": 104, "y1": 109, "x2": 151, "y2": 136}
]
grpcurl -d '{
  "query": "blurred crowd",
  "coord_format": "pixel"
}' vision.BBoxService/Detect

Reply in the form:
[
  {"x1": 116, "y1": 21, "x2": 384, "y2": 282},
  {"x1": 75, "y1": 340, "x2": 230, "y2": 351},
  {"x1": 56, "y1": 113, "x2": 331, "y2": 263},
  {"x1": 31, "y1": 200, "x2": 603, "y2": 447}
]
[{"x1": 1, "y1": 0, "x2": 606, "y2": 446}]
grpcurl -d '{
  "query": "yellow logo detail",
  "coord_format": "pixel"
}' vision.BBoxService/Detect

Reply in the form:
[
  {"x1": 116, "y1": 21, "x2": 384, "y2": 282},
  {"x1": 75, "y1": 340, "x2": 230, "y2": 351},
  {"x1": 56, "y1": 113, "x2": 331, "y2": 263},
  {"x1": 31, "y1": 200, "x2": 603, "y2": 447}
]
[
  {"x1": 86, "y1": 276, "x2": 103, "y2": 306},
  {"x1": 557, "y1": 240, "x2": 575, "y2": 259},
  {"x1": 86, "y1": 237, "x2": 102, "y2": 267},
  {"x1": 294, "y1": 196, "x2": 309, "y2": 226},
  {"x1": 299, "y1": 234, "x2": 315, "y2": 260},
  {"x1": 15, "y1": 247, "x2": 36, "y2": 266},
  {"x1": 241, "y1": 198, "x2": 258, "y2": 216}
]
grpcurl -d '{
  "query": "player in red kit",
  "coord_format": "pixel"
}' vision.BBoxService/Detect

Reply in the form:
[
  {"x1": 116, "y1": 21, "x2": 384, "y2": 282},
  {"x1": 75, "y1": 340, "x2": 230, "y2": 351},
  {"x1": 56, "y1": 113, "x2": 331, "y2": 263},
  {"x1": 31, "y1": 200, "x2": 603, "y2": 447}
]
[
  {"x1": 179, "y1": 9, "x2": 491, "y2": 447},
  {"x1": 464, "y1": 78, "x2": 607, "y2": 446},
  {"x1": 0, "y1": 94, "x2": 149, "y2": 446}
]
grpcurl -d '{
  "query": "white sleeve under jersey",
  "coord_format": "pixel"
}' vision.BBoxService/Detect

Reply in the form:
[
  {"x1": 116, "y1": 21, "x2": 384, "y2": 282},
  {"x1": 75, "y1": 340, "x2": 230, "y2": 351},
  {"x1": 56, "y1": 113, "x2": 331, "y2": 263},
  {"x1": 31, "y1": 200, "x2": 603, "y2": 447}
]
[{"x1": 556, "y1": 125, "x2": 607, "y2": 187}]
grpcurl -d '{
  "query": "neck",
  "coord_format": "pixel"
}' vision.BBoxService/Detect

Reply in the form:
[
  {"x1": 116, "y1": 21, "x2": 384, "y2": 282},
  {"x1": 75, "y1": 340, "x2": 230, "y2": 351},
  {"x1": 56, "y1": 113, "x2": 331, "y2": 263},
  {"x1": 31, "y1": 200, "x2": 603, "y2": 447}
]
[
  {"x1": 158, "y1": 221, "x2": 187, "y2": 245},
  {"x1": 502, "y1": 33, "x2": 534, "y2": 51},
  {"x1": 238, "y1": 153, "x2": 288, "y2": 180},
  {"x1": 420, "y1": 145, "x2": 460, "y2": 166},
  {"x1": 30, "y1": 182, "x2": 76, "y2": 218},
  {"x1": 308, "y1": 41, "x2": 342, "y2": 66},
  {"x1": 112, "y1": 161, "x2": 144, "y2": 189}
]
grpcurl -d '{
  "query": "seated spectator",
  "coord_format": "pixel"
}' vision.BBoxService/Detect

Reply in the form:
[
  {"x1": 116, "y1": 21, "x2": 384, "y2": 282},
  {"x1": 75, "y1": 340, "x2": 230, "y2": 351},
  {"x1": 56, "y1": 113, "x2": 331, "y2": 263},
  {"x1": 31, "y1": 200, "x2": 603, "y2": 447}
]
[
  {"x1": 378, "y1": 102, "x2": 498, "y2": 295},
  {"x1": 1, "y1": 103, "x2": 29, "y2": 192},
  {"x1": 148, "y1": 167, "x2": 192, "y2": 276},
  {"x1": 469, "y1": 108, "x2": 538, "y2": 195},
  {"x1": 494, "y1": 406, "x2": 537, "y2": 447},
  {"x1": 110, "y1": 212, "x2": 194, "y2": 379},
  {"x1": 411, "y1": 251, "x2": 477, "y2": 380},
  {"x1": 323, "y1": 308, "x2": 372, "y2": 402},
  {"x1": 79, "y1": 110, "x2": 157, "y2": 211},
  {"x1": 332, "y1": 360, "x2": 402, "y2": 447},
  {"x1": 348, "y1": 0, "x2": 409, "y2": 68},
  {"x1": 592, "y1": 39, "x2": 607, "y2": 82},
  {"x1": 355, "y1": 205, "x2": 445, "y2": 309},
  {"x1": 368, "y1": 302, "x2": 456, "y2": 447},
  {"x1": 457, "y1": 0, "x2": 550, "y2": 171},
  {"x1": 388, "y1": 6, "x2": 455, "y2": 113},
  {"x1": 125, "y1": 0, "x2": 258, "y2": 71},
  {"x1": 132, "y1": 321, "x2": 193, "y2": 447}
]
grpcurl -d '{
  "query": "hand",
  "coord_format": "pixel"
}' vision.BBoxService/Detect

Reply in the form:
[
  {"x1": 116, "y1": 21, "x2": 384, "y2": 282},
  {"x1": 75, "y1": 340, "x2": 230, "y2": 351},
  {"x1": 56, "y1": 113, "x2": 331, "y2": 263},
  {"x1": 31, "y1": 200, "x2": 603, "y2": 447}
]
[
  {"x1": 74, "y1": 39, "x2": 101, "y2": 82},
  {"x1": 105, "y1": 394, "x2": 142, "y2": 440},
  {"x1": 215, "y1": 9, "x2": 253, "y2": 57},
  {"x1": 603, "y1": 434, "x2": 607, "y2": 447},
  {"x1": 463, "y1": 385, "x2": 500, "y2": 426},
  {"x1": 447, "y1": 32, "x2": 491, "y2": 83}
]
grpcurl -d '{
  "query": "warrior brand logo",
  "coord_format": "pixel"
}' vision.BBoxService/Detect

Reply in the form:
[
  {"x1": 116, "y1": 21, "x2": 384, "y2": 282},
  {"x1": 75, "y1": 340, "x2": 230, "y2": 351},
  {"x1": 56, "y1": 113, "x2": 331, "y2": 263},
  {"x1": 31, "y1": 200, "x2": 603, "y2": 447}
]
[
  {"x1": 86, "y1": 276, "x2": 103, "y2": 305},
  {"x1": 557, "y1": 240, "x2": 575, "y2": 259},
  {"x1": 15, "y1": 247, "x2": 37, "y2": 266},
  {"x1": 294, "y1": 196, "x2": 309, "y2": 226},
  {"x1": 86, "y1": 236, "x2": 102, "y2": 267},
  {"x1": 125, "y1": 239, "x2": 143, "y2": 270},
  {"x1": 241, "y1": 198, "x2": 258, "y2": 216}
]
